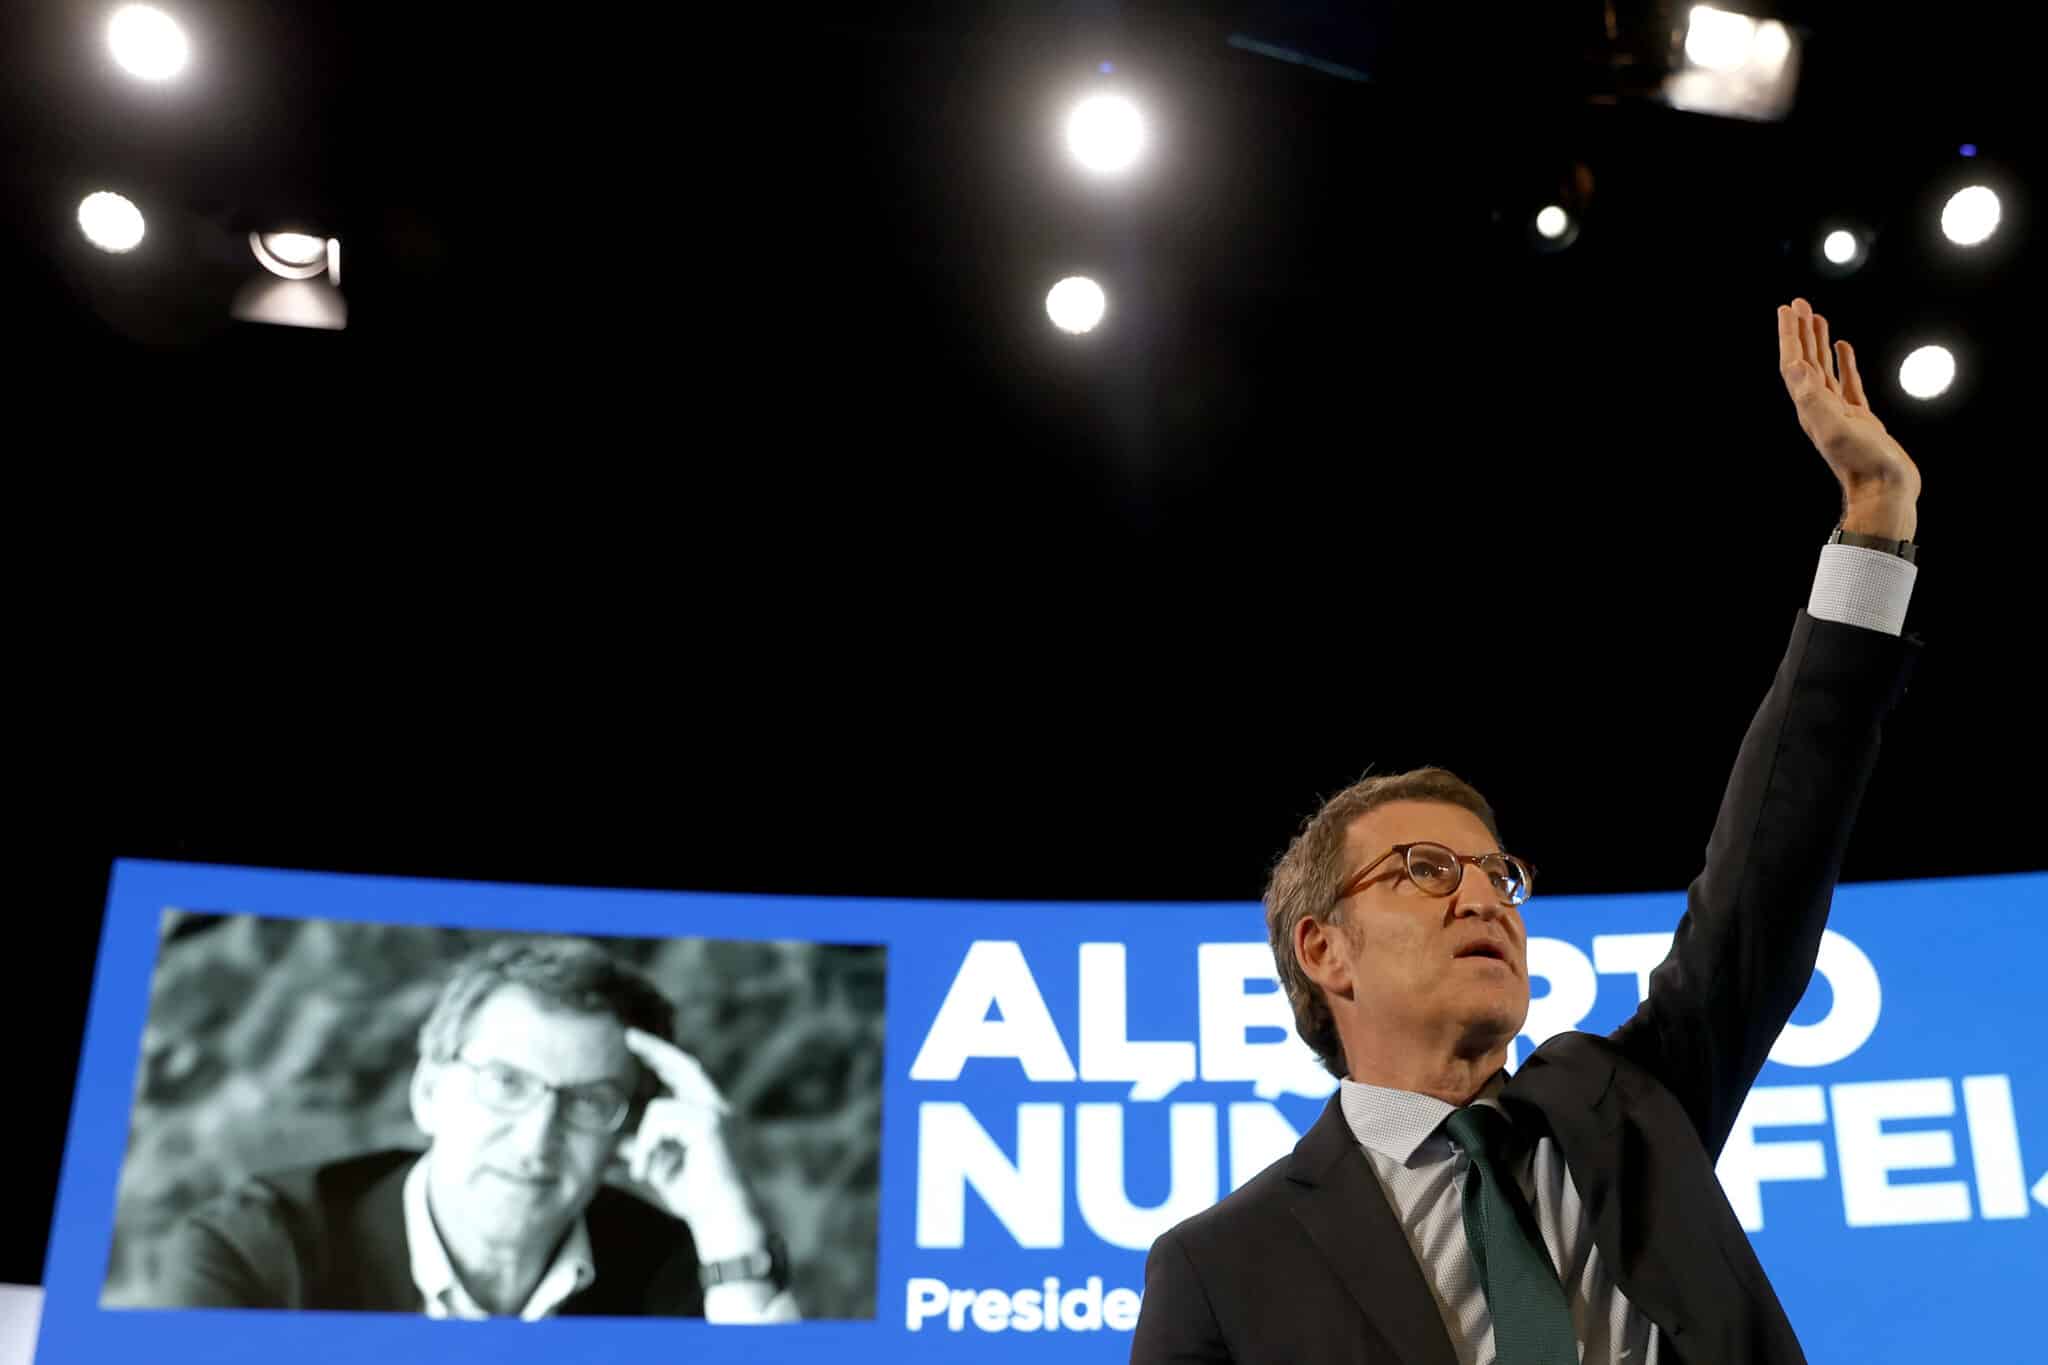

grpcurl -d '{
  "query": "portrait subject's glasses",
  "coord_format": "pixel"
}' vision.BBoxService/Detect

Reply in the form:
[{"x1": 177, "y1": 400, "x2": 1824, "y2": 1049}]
[
  {"x1": 1335, "y1": 842, "x2": 1537, "y2": 908},
  {"x1": 452, "y1": 1054, "x2": 631, "y2": 1134}
]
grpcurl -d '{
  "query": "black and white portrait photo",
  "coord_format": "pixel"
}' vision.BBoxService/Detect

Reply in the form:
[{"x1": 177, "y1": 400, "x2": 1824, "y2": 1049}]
[{"x1": 101, "y1": 912, "x2": 885, "y2": 1322}]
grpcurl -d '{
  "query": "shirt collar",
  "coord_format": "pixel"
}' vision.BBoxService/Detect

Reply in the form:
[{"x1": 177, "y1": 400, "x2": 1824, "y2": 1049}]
[
  {"x1": 1338, "y1": 1069, "x2": 1510, "y2": 1166},
  {"x1": 401, "y1": 1155, "x2": 596, "y2": 1320}
]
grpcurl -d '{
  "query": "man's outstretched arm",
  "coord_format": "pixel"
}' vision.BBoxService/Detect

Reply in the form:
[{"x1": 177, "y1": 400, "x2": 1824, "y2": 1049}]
[{"x1": 1606, "y1": 298, "x2": 1922, "y2": 1157}]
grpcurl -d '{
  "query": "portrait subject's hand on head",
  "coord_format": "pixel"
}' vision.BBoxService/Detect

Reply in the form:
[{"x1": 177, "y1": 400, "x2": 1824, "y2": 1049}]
[
  {"x1": 618, "y1": 1028, "x2": 763, "y2": 1257},
  {"x1": 619, "y1": 1027, "x2": 796, "y2": 1320},
  {"x1": 1777, "y1": 297, "x2": 1921, "y2": 539}
]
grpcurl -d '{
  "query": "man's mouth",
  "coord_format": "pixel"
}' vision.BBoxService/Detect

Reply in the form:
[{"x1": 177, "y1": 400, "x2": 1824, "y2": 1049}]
[{"x1": 1454, "y1": 943, "x2": 1511, "y2": 966}]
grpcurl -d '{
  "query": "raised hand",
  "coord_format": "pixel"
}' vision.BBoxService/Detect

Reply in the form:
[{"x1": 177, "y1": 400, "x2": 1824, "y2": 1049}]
[
  {"x1": 618, "y1": 1027, "x2": 766, "y2": 1261},
  {"x1": 1777, "y1": 298, "x2": 1920, "y2": 537}
]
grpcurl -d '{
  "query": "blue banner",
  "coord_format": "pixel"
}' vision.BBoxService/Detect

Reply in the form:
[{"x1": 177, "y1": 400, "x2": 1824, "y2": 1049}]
[{"x1": 37, "y1": 860, "x2": 2048, "y2": 1363}]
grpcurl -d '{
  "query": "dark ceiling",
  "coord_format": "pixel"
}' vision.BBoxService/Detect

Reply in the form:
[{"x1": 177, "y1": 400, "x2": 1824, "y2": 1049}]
[{"x1": 5, "y1": 0, "x2": 2040, "y2": 1284}]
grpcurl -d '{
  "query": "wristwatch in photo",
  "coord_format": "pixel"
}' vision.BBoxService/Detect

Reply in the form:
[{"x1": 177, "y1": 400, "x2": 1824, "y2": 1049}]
[
  {"x1": 1828, "y1": 526, "x2": 1918, "y2": 564},
  {"x1": 699, "y1": 1233, "x2": 791, "y2": 1291}
]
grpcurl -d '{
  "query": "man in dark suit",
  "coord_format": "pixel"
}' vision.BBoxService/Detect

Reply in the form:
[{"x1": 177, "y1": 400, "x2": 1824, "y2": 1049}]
[
  {"x1": 146, "y1": 935, "x2": 799, "y2": 1321},
  {"x1": 1131, "y1": 298, "x2": 1922, "y2": 1364}
]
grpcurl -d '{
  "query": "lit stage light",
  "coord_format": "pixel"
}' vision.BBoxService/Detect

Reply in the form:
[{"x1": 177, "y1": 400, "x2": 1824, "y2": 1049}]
[
  {"x1": 1046, "y1": 276, "x2": 1106, "y2": 334},
  {"x1": 1665, "y1": 6, "x2": 1800, "y2": 121},
  {"x1": 1683, "y1": 6, "x2": 1757, "y2": 69},
  {"x1": 251, "y1": 231, "x2": 331, "y2": 279},
  {"x1": 1812, "y1": 222, "x2": 1872, "y2": 278},
  {"x1": 1527, "y1": 203, "x2": 1579, "y2": 253},
  {"x1": 231, "y1": 278, "x2": 348, "y2": 331},
  {"x1": 1898, "y1": 345, "x2": 1956, "y2": 401},
  {"x1": 78, "y1": 191, "x2": 145, "y2": 252},
  {"x1": 1066, "y1": 94, "x2": 1145, "y2": 175},
  {"x1": 107, "y1": 5, "x2": 189, "y2": 82},
  {"x1": 1940, "y1": 185, "x2": 2001, "y2": 247},
  {"x1": 235, "y1": 230, "x2": 347, "y2": 330}
]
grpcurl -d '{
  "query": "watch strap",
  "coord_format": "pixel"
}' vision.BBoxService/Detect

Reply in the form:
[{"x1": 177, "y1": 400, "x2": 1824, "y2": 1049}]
[
  {"x1": 699, "y1": 1233, "x2": 790, "y2": 1290},
  {"x1": 1828, "y1": 526, "x2": 1918, "y2": 564}
]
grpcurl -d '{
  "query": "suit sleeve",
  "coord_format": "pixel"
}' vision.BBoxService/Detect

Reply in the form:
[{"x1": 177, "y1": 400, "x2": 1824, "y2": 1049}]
[
  {"x1": 1608, "y1": 610, "x2": 1916, "y2": 1159},
  {"x1": 1129, "y1": 1227, "x2": 1234, "y2": 1364},
  {"x1": 143, "y1": 1189, "x2": 302, "y2": 1308}
]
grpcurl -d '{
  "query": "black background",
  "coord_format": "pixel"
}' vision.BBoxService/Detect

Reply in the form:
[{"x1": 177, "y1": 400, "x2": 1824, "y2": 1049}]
[{"x1": 5, "y1": 0, "x2": 2040, "y2": 1286}]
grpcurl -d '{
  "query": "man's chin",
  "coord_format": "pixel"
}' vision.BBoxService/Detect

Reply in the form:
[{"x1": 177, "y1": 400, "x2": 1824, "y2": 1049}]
[
  {"x1": 469, "y1": 1173, "x2": 570, "y2": 1219},
  {"x1": 1453, "y1": 1004, "x2": 1528, "y2": 1061}
]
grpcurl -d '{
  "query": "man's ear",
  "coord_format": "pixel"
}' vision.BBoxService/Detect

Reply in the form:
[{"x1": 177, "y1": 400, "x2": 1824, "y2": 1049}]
[
  {"x1": 1295, "y1": 914, "x2": 1355, "y2": 1001},
  {"x1": 409, "y1": 1061, "x2": 442, "y2": 1137}
]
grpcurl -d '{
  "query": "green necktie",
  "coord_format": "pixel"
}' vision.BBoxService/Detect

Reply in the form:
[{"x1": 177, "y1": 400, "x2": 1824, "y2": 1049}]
[{"x1": 1442, "y1": 1105, "x2": 1581, "y2": 1365}]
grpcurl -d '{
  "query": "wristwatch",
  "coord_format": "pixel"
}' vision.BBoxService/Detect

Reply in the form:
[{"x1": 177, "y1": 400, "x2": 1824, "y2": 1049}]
[
  {"x1": 1828, "y1": 526, "x2": 1918, "y2": 565},
  {"x1": 699, "y1": 1233, "x2": 791, "y2": 1291}
]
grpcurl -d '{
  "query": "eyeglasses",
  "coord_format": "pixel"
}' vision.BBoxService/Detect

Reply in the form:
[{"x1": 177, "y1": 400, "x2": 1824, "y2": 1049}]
[
  {"x1": 1334, "y1": 841, "x2": 1537, "y2": 908},
  {"x1": 451, "y1": 1054, "x2": 631, "y2": 1134}
]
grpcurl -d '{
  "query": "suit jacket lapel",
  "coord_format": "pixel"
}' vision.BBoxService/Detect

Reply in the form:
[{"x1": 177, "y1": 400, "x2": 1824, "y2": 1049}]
[
  {"x1": 333, "y1": 1155, "x2": 429, "y2": 1312},
  {"x1": 1504, "y1": 1037, "x2": 1692, "y2": 1339},
  {"x1": 1284, "y1": 1094, "x2": 1461, "y2": 1365}
]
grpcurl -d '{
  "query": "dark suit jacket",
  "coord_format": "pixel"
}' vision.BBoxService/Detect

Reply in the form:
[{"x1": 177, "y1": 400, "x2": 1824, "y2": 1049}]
[
  {"x1": 148, "y1": 1148, "x2": 707, "y2": 1316},
  {"x1": 1131, "y1": 610, "x2": 1918, "y2": 1365}
]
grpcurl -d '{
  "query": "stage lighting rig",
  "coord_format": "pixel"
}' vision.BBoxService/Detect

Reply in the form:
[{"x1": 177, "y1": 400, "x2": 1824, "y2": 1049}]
[
  {"x1": 233, "y1": 229, "x2": 347, "y2": 330},
  {"x1": 1663, "y1": 5, "x2": 1799, "y2": 121},
  {"x1": 1219, "y1": 0, "x2": 1803, "y2": 121}
]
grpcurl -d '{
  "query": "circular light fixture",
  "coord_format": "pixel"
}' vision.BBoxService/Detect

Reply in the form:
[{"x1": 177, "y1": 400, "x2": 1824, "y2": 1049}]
[
  {"x1": 1898, "y1": 345, "x2": 1956, "y2": 400},
  {"x1": 1046, "y1": 276, "x2": 1107, "y2": 334},
  {"x1": 251, "y1": 231, "x2": 331, "y2": 279},
  {"x1": 1939, "y1": 185, "x2": 2001, "y2": 247},
  {"x1": 1066, "y1": 94, "x2": 1146, "y2": 175},
  {"x1": 107, "y1": 5, "x2": 189, "y2": 81},
  {"x1": 78, "y1": 191, "x2": 146, "y2": 252}
]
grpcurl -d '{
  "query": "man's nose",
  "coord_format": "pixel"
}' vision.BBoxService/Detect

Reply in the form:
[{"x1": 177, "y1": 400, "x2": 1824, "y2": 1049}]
[
  {"x1": 506, "y1": 1091, "x2": 568, "y2": 1154},
  {"x1": 1450, "y1": 867, "x2": 1512, "y2": 918}
]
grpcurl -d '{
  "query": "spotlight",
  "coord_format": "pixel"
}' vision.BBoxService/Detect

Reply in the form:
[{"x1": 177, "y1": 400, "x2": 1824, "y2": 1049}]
[
  {"x1": 1812, "y1": 222, "x2": 1872, "y2": 278},
  {"x1": 107, "y1": 4, "x2": 189, "y2": 82},
  {"x1": 1066, "y1": 94, "x2": 1145, "y2": 176},
  {"x1": 1529, "y1": 204, "x2": 1580, "y2": 252},
  {"x1": 1663, "y1": 6, "x2": 1800, "y2": 122},
  {"x1": 1046, "y1": 276, "x2": 1107, "y2": 334},
  {"x1": 234, "y1": 230, "x2": 347, "y2": 330},
  {"x1": 77, "y1": 191, "x2": 145, "y2": 252},
  {"x1": 251, "y1": 231, "x2": 331, "y2": 279},
  {"x1": 1939, "y1": 185, "x2": 2001, "y2": 247},
  {"x1": 1897, "y1": 345, "x2": 1956, "y2": 401}
]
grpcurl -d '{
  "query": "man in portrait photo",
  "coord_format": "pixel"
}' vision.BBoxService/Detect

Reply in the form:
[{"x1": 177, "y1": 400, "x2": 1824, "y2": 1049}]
[{"x1": 141, "y1": 935, "x2": 800, "y2": 1321}]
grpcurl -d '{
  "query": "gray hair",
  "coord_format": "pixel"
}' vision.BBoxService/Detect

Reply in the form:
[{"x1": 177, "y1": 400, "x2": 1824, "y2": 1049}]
[{"x1": 1263, "y1": 768, "x2": 1502, "y2": 1078}]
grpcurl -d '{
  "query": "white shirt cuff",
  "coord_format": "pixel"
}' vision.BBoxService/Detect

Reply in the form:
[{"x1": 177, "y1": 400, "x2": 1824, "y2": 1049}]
[
  {"x1": 1808, "y1": 542, "x2": 1917, "y2": 636},
  {"x1": 703, "y1": 1284, "x2": 803, "y2": 1323}
]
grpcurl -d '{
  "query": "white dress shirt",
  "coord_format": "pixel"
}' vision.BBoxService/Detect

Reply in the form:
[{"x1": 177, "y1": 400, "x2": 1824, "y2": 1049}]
[
  {"x1": 400, "y1": 1158, "x2": 803, "y2": 1323},
  {"x1": 402, "y1": 1156, "x2": 595, "y2": 1321},
  {"x1": 1335, "y1": 541, "x2": 1917, "y2": 1365}
]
